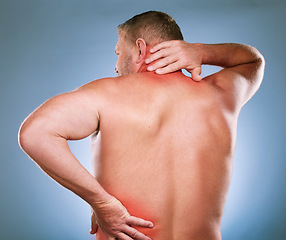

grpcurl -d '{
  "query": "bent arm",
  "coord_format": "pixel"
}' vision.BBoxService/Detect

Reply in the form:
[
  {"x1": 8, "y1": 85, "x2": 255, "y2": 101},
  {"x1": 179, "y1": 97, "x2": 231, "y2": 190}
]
[
  {"x1": 18, "y1": 85, "x2": 111, "y2": 205},
  {"x1": 199, "y1": 43, "x2": 264, "y2": 69},
  {"x1": 199, "y1": 43, "x2": 265, "y2": 107},
  {"x1": 18, "y1": 81, "x2": 154, "y2": 239},
  {"x1": 147, "y1": 41, "x2": 265, "y2": 108}
]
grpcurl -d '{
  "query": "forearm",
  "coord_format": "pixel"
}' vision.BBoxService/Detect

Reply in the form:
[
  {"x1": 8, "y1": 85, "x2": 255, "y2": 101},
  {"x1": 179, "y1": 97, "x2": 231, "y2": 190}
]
[
  {"x1": 19, "y1": 127, "x2": 111, "y2": 206},
  {"x1": 196, "y1": 43, "x2": 264, "y2": 68}
]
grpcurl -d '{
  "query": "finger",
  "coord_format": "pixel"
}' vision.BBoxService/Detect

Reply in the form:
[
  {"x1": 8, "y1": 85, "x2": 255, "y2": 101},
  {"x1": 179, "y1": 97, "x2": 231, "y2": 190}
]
[
  {"x1": 126, "y1": 216, "x2": 154, "y2": 228},
  {"x1": 146, "y1": 48, "x2": 171, "y2": 65},
  {"x1": 190, "y1": 67, "x2": 202, "y2": 82},
  {"x1": 90, "y1": 225, "x2": 98, "y2": 234},
  {"x1": 115, "y1": 232, "x2": 133, "y2": 240},
  {"x1": 147, "y1": 56, "x2": 177, "y2": 72},
  {"x1": 123, "y1": 226, "x2": 152, "y2": 240},
  {"x1": 149, "y1": 40, "x2": 176, "y2": 53},
  {"x1": 90, "y1": 222, "x2": 98, "y2": 235},
  {"x1": 155, "y1": 61, "x2": 181, "y2": 75},
  {"x1": 90, "y1": 213, "x2": 98, "y2": 235}
]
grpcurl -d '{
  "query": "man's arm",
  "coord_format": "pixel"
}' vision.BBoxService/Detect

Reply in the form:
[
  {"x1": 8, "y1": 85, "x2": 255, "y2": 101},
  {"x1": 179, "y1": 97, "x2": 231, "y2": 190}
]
[
  {"x1": 18, "y1": 80, "x2": 153, "y2": 240},
  {"x1": 146, "y1": 41, "x2": 265, "y2": 109}
]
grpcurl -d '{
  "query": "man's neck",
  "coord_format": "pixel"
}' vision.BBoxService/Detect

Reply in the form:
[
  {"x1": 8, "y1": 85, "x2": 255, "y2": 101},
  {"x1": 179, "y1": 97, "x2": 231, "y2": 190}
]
[{"x1": 138, "y1": 63, "x2": 149, "y2": 73}]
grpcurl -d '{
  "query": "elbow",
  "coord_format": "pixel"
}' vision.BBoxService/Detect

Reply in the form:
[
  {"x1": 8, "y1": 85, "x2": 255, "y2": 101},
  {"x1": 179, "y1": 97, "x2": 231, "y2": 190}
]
[
  {"x1": 251, "y1": 47, "x2": 265, "y2": 86},
  {"x1": 18, "y1": 119, "x2": 34, "y2": 154},
  {"x1": 248, "y1": 50, "x2": 265, "y2": 99},
  {"x1": 257, "y1": 51, "x2": 265, "y2": 83},
  {"x1": 247, "y1": 44, "x2": 265, "y2": 70},
  {"x1": 18, "y1": 125, "x2": 24, "y2": 151},
  {"x1": 253, "y1": 47, "x2": 265, "y2": 70},
  {"x1": 257, "y1": 51, "x2": 265, "y2": 70},
  {"x1": 18, "y1": 117, "x2": 42, "y2": 156}
]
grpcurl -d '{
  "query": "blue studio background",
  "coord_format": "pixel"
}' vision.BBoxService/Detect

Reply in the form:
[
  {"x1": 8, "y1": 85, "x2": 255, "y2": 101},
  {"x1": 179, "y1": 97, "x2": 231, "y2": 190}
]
[{"x1": 1, "y1": 0, "x2": 285, "y2": 239}]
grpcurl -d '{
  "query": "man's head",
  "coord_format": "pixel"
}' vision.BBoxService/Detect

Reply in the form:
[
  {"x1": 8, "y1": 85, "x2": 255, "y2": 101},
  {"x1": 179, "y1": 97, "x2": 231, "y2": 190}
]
[{"x1": 115, "y1": 11, "x2": 183, "y2": 76}]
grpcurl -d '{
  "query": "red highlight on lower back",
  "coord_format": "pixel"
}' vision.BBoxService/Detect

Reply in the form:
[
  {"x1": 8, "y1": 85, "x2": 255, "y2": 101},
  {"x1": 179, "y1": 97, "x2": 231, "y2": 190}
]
[{"x1": 95, "y1": 194, "x2": 159, "y2": 240}]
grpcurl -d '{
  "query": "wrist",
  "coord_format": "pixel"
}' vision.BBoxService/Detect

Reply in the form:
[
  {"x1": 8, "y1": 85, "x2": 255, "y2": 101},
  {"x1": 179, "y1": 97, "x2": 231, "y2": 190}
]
[
  {"x1": 194, "y1": 43, "x2": 210, "y2": 66},
  {"x1": 89, "y1": 188, "x2": 114, "y2": 206},
  {"x1": 80, "y1": 177, "x2": 114, "y2": 207},
  {"x1": 191, "y1": 43, "x2": 204, "y2": 67}
]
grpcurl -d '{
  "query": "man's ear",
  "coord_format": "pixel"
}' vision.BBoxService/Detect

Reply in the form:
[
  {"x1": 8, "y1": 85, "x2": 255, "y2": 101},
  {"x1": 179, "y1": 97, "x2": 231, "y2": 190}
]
[{"x1": 135, "y1": 38, "x2": 147, "y2": 64}]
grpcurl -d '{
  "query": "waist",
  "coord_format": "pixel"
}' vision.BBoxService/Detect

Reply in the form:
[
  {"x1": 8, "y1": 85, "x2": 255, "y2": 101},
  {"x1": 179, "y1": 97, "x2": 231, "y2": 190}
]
[
  {"x1": 95, "y1": 170, "x2": 225, "y2": 240},
  {"x1": 92, "y1": 145, "x2": 232, "y2": 239}
]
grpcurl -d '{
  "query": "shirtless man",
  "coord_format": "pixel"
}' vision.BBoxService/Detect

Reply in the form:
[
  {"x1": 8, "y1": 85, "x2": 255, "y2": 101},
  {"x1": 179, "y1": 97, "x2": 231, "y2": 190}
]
[{"x1": 18, "y1": 11, "x2": 265, "y2": 240}]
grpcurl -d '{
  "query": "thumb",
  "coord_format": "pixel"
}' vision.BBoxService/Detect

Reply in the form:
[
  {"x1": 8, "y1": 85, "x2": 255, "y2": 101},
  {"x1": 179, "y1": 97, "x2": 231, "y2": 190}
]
[
  {"x1": 90, "y1": 222, "x2": 98, "y2": 235},
  {"x1": 90, "y1": 213, "x2": 98, "y2": 235},
  {"x1": 190, "y1": 67, "x2": 202, "y2": 82}
]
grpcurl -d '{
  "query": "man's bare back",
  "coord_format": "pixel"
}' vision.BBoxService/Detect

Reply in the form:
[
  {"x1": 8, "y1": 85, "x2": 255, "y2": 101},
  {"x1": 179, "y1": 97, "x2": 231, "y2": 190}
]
[{"x1": 91, "y1": 71, "x2": 236, "y2": 239}]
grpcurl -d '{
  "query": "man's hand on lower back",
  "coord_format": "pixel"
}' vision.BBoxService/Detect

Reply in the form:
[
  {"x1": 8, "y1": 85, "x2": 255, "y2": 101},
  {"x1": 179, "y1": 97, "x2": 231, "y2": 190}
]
[
  {"x1": 90, "y1": 196, "x2": 154, "y2": 240},
  {"x1": 145, "y1": 40, "x2": 202, "y2": 81}
]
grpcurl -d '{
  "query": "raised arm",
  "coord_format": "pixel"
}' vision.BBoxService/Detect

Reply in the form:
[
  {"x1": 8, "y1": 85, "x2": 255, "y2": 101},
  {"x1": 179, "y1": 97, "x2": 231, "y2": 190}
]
[
  {"x1": 18, "y1": 80, "x2": 153, "y2": 240},
  {"x1": 146, "y1": 40, "x2": 265, "y2": 109}
]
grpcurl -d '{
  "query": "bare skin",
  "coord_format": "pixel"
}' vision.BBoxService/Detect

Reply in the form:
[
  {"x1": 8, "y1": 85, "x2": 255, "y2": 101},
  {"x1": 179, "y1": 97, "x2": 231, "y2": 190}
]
[
  {"x1": 90, "y1": 72, "x2": 235, "y2": 240},
  {"x1": 92, "y1": 37, "x2": 264, "y2": 239},
  {"x1": 18, "y1": 32, "x2": 264, "y2": 240}
]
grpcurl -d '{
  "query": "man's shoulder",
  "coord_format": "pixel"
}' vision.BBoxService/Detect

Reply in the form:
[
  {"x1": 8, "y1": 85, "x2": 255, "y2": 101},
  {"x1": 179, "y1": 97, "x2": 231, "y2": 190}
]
[
  {"x1": 79, "y1": 72, "x2": 194, "y2": 98},
  {"x1": 77, "y1": 75, "x2": 139, "y2": 100},
  {"x1": 82, "y1": 73, "x2": 157, "y2": 89},
  {"x1": 83, "y1": 74, "x2": 137, "y2": 87},
  {"x1": 77, "y1": 77, "x2": 119, "y2": 96}
]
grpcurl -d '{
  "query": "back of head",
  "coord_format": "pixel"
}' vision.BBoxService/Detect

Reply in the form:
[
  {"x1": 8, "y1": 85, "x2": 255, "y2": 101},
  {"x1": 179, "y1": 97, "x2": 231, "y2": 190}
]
[{"x1": 117, "y1": 11, "x2": 183, "y2": 46}]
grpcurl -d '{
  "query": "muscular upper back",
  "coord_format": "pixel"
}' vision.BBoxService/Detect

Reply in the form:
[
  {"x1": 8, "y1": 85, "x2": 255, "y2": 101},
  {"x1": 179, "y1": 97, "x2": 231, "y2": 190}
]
[{"x1": 91, "y1": 72, "x2": 237, "y2": 240}]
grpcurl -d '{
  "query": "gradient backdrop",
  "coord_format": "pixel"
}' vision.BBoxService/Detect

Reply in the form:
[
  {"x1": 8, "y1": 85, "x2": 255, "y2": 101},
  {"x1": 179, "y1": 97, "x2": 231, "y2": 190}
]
[{"x1": 1, "y1": 0, "x2": 285, "y2": 239}]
